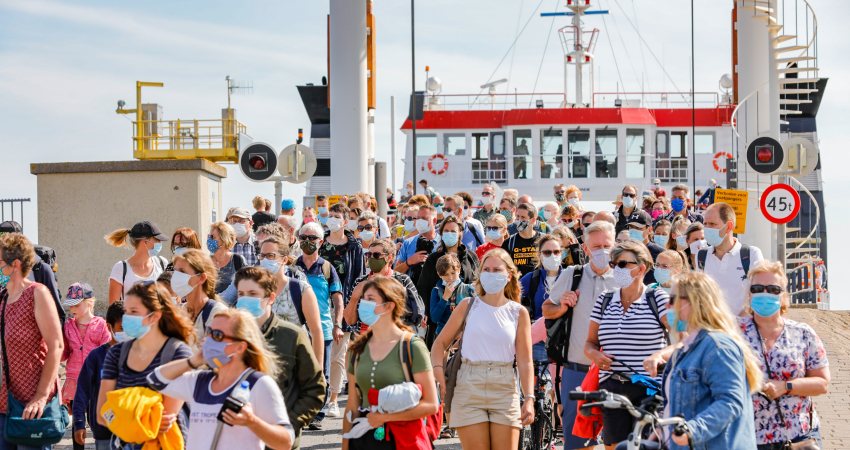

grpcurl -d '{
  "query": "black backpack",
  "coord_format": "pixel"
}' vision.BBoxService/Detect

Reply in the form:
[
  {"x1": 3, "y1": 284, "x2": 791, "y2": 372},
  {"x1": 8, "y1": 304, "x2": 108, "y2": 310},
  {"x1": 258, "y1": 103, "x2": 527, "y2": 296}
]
[
  {"x1": 541, "y1": 265, "x2": 583, "y2": 404},
  {"x1": 34, "y1": 246, "x2": 58, "y2": 278},
  {"x1": 696, "y1": 245, "x2": 751, "y2": 274}
]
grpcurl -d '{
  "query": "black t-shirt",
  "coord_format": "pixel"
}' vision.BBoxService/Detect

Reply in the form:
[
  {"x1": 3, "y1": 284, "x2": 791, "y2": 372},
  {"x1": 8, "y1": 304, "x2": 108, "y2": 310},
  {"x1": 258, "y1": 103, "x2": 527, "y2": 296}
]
[
  {"x1": 501, "y1": 231, "x2": 540, "y2": 277},
  {"x1": 252, "y1": 211, "x2": 276, "y2": 231}
]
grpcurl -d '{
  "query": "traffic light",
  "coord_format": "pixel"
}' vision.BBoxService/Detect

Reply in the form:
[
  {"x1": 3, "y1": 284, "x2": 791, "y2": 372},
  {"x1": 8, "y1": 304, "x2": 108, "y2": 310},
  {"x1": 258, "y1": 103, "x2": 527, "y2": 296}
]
[{"x1": 240, "y1": 143, "x2": 278, "y2": 181}]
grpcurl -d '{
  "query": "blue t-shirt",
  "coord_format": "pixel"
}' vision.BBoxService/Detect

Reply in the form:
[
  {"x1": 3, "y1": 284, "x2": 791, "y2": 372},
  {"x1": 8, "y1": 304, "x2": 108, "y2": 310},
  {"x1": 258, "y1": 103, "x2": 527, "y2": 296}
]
[
  {"x1": 395, "y1": 235, "x2": 439, "y2": 268},
  {"x1": 296, "y1": 256, "x2": 342, "y2": 340},
  {"x1": 519, "y1": 267, "x2": 563, "y2": 320}
]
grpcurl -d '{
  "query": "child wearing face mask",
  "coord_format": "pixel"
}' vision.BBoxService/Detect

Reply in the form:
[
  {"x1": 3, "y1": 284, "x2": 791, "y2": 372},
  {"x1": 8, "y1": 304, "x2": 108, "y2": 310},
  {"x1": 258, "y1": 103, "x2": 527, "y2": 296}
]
[
  {"x1": 72, "y1": 301, "x2": 126, "y2": 450},
  {"x1": 430, "y1": 254, "x2": 475, "y2": 336},
  {"x1": 61, "y1": 283, "x2": 111, "y2": 413}
]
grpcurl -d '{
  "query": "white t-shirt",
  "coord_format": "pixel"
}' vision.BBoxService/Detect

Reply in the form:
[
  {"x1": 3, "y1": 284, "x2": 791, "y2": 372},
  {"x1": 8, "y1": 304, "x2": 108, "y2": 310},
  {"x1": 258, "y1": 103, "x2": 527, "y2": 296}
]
[
  {"x1": 461, "y1": 297, "x2": 523, "y2": 363},
  {"x1": 109, "y1": 257, "x2": 167, "y2": 294},
  {"x1": 188, "y1": 300, "x2": 230, "y2": 341},
  {"x1": 698, "y1": 240, "x2": 763, "y2": 314},
  {"x1": 151, "y1": 368, "x2": 293, "y2": 450}
]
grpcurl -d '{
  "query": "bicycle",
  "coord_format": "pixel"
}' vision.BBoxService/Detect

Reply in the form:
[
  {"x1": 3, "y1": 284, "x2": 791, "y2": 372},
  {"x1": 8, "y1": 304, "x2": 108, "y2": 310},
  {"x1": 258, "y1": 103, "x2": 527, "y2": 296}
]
[
  {"x1": 568, "y1": 389, "x2": 693, "y2": 450},
  {"x1": 518, "y1": 360, "x2": 557, "y2": 450}
]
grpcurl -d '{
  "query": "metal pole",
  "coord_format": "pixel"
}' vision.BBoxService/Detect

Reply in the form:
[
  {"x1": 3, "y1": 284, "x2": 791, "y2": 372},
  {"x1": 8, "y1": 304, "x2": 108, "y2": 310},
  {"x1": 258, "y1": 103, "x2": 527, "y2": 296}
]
[
  {"x1": 376, "y1": 162, "x2": 388, "y2": 218},
  {"x1": 390, "y1": 95, "x2": 397, "y2": 193},
  {"x1": 274, "y1": 179, "x2": 283, "y2": 217},
  {"x1": 410, "y1": 0, "x2": 418, "y2": 195},
  {"x1": 690, "y1": 0, "x2": 697, "y2": 205}
]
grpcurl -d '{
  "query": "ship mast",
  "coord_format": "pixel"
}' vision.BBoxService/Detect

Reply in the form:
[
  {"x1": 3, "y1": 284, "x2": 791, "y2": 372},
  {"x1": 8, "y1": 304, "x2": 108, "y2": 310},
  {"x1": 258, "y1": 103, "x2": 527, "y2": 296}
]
[{"x1": 544, "y1": 0, "x2": 606, "y2": 107}]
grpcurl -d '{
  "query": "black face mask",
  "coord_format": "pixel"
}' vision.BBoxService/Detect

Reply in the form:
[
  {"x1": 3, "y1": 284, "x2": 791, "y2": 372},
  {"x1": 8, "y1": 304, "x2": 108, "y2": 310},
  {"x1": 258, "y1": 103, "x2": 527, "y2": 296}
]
[{"x1": 300, "y1": 240, "x2": 318, "y2": 255}]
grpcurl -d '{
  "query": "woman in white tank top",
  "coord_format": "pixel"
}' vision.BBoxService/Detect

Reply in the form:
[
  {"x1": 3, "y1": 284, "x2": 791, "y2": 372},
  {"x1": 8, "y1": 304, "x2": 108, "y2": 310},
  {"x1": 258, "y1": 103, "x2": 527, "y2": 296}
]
[{"x1": 430, "y1": 249, "x2": 534, "y2": 450}]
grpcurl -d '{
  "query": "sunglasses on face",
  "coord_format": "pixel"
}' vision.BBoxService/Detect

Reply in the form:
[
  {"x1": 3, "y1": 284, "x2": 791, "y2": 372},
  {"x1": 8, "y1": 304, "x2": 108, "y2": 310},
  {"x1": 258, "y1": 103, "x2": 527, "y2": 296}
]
[
  {"x1": 485, "y1": 226, "x2": 502, "y2": 232},
  {"x1": 540, "y1": 249, "x2": 561, "y2": 257},
  {"x1": 357, "y1": 224, "x2": 375, "y2": 232},
  {"x1": 582, "y1": 222, "x2": 593, "y2": 227},
  {"x1": 609, "y1": 260, "x2": 639, "y2": 269},
  {"x1": 555, "y1": 191, "x2": 566, "y2": 195},
  {"x1": 299, "y1": 235, "x2": 321, "y2": 242},
  {"x1": 404, "y1": 216, "x2": 416, "y2": 222},
  {"x1": 750, "y1": 284, "x2": 783, "y2": 295},
  {"x1": 670, "y1": 294, "x2": 688, "y2": 306},
  {"x1": 622, "y1": 193, "x2": 636, "y2": 198},
  {"x1": 206, "y1": 328, "x2": 243, "y2": 342},
  {"x1": 365, "y1": 252, "x2": 388, "y2": 259}
]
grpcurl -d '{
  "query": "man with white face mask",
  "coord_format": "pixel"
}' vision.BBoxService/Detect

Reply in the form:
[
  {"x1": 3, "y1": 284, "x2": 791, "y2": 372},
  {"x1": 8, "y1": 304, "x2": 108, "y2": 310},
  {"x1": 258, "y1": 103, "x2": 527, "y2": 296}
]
[
  {"x1": 473, "y1": 184, "x2": 497, "y2": 223},
  {"x1": 696, "y1": 202, "x2": 763, "y2": 315},
  {"x1": 227, "y1": 207, "x2": 258, "y2": 266},
  {"x1": 543, "y1": 221, "x2": 618, "y2": 450}
]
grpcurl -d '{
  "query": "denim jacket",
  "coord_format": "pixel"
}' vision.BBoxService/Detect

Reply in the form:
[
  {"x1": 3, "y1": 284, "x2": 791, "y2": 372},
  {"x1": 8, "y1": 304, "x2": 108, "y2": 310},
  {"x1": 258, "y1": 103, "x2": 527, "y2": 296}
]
[{"x1": 662, "y1": 329, "x2": 757, "y2": 450}]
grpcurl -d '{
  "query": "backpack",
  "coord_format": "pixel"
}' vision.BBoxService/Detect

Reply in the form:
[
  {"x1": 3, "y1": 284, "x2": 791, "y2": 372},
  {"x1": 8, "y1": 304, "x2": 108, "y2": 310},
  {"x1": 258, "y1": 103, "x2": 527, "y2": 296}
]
[
  {"x1": 696, "y1": 244, "x2": 751, "y2": 274},
  {"x1": 392, "y1": 272, "x2": 425, "y2": 325},
  {"x1": 34, "y1": 246, "x2": 58, "y2": 278},
  {"x1": 465, "y1": 222, "x2": 483, "y2": 247},
  {"x1": 543, "y1": 265, "x2": 583, "y2": 404},
  {"x1": 118, "y1": 336, "x2": 183, "y2": 370},
  {"x1": 599, "y1": 287, "x2": 669, "y2": 344},
  {"x1": 232, "y1": 254, "x2": 246, "y2": 272},
  {"x1": 199, "y1": 300, "x2": 218, "y2": 329},
  {"x1": 399, "y1": 333, "x2": 443, "y2": 443}
]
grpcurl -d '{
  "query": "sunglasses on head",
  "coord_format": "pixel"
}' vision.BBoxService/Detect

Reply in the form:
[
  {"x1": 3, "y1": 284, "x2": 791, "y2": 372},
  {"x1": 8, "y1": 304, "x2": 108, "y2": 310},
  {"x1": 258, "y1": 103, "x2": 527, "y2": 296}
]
[
  {"x1": 540, "y1": 249, "x2": 561, "y2": 257},
  {"x1": 357, "y1": 224, "x2": 375, "y2": 232},
  {"x1": 750, "y1": 284, "x2": 783, "y2": 295},
  {"x1": 299, "y1": 235, "x2": 321, "y2": 242},
  {"x1": 609, "y1": 260, "x2": 639, "y2": 269},
  {"x1": 365, "y1": 252, "x2": 387, "y2": 259},
  {"x1": 206, "y1": 327, "x2": 243, "y2": 343}
]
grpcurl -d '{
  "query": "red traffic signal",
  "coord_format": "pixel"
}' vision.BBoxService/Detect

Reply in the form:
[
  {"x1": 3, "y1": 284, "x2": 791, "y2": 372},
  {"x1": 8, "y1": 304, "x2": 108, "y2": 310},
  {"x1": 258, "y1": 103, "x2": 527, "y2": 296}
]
[
  {"x1": 756, "y1": 146, "x2": 773, "y2": 163},
  {"x1": 248, "y1": 154, "x2": 267, "y2": 170}
]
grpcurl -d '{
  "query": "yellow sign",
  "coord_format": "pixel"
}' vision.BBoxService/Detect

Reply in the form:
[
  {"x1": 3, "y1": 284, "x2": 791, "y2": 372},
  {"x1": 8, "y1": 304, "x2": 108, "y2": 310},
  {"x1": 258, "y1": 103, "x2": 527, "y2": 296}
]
[{"x1": 715, "y1": 188, "x2": 749, "y2": 234}]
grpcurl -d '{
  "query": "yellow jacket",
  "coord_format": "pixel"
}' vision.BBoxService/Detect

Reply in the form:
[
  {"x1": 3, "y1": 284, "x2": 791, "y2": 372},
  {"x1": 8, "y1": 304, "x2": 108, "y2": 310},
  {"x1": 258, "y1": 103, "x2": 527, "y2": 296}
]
[{"x1": 100, "y1": 386, "x2": 184, "y2": 450}]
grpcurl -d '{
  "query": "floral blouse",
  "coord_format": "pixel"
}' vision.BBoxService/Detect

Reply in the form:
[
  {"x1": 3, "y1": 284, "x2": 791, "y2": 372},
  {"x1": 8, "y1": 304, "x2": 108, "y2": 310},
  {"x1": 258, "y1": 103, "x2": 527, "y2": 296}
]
[{"x1": 739, "y1": 316, "x2": 828, "y2": 444}]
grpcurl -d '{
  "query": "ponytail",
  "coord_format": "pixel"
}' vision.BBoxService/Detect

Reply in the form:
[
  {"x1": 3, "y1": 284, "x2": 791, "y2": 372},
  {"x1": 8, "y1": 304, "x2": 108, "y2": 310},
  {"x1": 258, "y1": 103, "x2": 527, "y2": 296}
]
[{"x1": 105, "y1": 228, "x2": 132, "y2": 248}]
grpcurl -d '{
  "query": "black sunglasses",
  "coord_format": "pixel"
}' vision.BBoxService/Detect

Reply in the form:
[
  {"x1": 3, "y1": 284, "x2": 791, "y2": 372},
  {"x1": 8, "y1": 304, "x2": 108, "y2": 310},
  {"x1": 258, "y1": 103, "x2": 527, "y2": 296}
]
[
  {"x1": 357, "y1": 224, "x2": 375, "y2": 232},
  {"x1": 540, "y1": 250, "x2": 561, "y2": 257},
  {"x1": 404, "y1": 216, "x2": 416, "y2": 222},
  {"x1": 485, "y1": 226, "x2": 502, "y2": 232},
  {"x1": 582, "y1": 222, "x2": 593, "y2": 227},
  {"x1": 206, "y1": 327, "x2": 243, "y2": 343},
  {"x1": 621, "y1": 193, "x2": 636, "y2": 198},
  {"x1": 670, "y1": 294, "x2": 689, "y2": 306},
  {"x1": 299, "y1": 235, "x2": 321, "y2": 242},
  {"x1": 365, "y1": 252, "x2": 388, "y2": 259},
  {"x1": 750, "y1": 284, "x2": 783, "y2": 295},
  {"x1": 609, "y1": 260, "x2": 639, "y2": 269}
]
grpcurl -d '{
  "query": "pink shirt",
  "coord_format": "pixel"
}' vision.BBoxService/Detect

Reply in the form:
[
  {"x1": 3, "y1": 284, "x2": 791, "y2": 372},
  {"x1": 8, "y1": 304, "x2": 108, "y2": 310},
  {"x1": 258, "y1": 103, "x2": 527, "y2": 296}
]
[{"x1": 61, "y1": 315, "x2": 110, "y2": 401}]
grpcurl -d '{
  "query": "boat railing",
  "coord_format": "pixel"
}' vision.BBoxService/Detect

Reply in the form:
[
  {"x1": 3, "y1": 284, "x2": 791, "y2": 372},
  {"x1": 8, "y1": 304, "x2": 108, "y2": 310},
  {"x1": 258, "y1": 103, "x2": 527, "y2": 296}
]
[
  {"x1": 422, "y1": 91, "x2": 722, "y2": 111},
  {"x1": 592, "y1": 91, "x2": 720, "y2": 109}
]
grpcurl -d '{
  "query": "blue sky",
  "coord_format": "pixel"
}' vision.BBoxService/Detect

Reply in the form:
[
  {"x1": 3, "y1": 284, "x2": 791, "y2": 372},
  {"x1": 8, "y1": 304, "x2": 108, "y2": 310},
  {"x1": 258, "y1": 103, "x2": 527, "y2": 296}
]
[{"x1": 1, "y1": 0, "x2": 848, "y2": 307}]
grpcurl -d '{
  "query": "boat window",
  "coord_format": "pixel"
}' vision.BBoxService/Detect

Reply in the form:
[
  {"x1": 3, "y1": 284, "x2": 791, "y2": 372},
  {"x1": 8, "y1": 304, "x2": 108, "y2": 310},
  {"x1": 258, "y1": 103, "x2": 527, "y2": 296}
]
[
  {"x1": 567, "y1": 130, "x2": 590, "y2": 178},
  {"x1": 625, "y1": 129, "x2": 646, "y2": 179},
  {"x1": 695, "y1": 133, "x2": 714, "y2": 155},
  {"x1": 472, "y1": 133, "x2": 489, "y2": 159},
  {"x1": 540, "y1": 128, "x2": 563, "y2": 179},
  {"x1": 512, "y1": 129, "x2": 532, "y2": 180},
  {"x1": 415, "y1": 134, "x2": 438, "y2": 157},
  {"x1": 595, "y1": 129, "x2": 618, "y2": 178},
  {"x1": 670, "y1": 132, "x2": 688, "y2": 158},
  {"x1": 444, "y1": 134, "x2": 466, "y2": 156}
]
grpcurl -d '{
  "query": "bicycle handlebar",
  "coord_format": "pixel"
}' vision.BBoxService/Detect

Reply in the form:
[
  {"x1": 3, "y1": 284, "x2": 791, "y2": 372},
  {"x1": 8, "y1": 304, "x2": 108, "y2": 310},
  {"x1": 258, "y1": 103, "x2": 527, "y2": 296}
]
[{"x1": 568, "y1": 390, "x2": 608, "y2": 402}]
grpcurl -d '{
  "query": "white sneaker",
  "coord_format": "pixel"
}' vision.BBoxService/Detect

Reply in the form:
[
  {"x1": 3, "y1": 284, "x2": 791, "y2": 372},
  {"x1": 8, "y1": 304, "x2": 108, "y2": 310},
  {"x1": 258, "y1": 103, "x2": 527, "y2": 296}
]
[{"x1": 325, "y1": 401, "x2": 341, "y2": 418}]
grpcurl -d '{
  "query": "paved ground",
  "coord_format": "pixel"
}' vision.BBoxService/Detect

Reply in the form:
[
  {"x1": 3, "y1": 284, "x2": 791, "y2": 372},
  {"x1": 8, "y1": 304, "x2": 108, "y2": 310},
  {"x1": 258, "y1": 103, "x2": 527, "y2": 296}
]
[{"x1": 56, "y1": 308, "x2": 850, "y2": 449}]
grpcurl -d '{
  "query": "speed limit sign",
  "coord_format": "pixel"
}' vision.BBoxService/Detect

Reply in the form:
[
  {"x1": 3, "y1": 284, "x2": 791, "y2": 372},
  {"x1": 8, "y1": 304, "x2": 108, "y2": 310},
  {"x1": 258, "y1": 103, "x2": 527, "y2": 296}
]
[{"x1": 760, "y1": 183, "x2": 801, "y2": 224}]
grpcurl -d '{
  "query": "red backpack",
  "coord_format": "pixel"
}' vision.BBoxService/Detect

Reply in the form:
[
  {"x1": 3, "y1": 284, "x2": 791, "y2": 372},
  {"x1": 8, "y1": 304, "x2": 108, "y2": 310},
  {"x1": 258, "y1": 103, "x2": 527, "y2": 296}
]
[{"x1": 572, "y1": 362, "x2": 603, "y2": 439}]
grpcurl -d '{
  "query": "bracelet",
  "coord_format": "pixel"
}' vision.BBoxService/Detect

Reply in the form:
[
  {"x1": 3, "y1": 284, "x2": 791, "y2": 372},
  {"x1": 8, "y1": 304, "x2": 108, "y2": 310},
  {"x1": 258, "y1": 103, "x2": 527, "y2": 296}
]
[{"x1": 187, "y1": 357, "x2": 200, "y2": 369}]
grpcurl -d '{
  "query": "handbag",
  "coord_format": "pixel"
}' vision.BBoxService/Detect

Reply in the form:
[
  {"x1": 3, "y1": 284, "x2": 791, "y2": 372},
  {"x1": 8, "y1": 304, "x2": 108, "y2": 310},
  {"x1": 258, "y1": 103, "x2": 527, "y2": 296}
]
[
  {"x1": 0, "y1": 289, "x2": 69, "y2": 446},
  {"x1": 753, "y1": 318, "x2": 820, "y2": 450},
  {"x1": 399, "y1": 332, "x2": 443, "y2": 443},
  {"x1": 442, "y1": 296, "x2": 476, "y2": 414},
  {"x1": 572, "y1": 362, "x2": 602, "y2": 440}
]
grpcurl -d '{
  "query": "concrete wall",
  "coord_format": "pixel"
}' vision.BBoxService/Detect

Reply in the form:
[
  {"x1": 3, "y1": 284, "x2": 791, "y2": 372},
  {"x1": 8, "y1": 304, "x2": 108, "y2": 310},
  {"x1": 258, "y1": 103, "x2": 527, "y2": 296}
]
[{"x1": 30, "y1": 160, "x2": 226, "y2": 311}]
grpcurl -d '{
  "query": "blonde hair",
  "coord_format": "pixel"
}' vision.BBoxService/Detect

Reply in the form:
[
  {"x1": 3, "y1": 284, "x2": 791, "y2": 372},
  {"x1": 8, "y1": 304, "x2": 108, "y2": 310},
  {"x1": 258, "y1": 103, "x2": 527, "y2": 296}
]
[
  {"x1": 673, "y1": 272, "x2": 763, "y2": 393},
  {"x1": 212, "y1": 308, "x2": 280, "y2": 378},
  {"x1": 565, "y1": 185, "x2": 582, "y2": 200},
  {"x1": 475, "y1": 249, "x2": 521, "y2": 303},
  {"x1": 657, "y1": 249, "x2": 688, "y2": 272},
  {"x1": 210, "y1": 222, "x2": 236, "y2": 250},
  {"x1": 172, "y1": 249, "x2": 220, "y2": 298},
  {"x1": 105, "y1": 228, "x2": 141, "y2": 248},
  {"x1": 745, "y1": 260, "x2": 790, "y2": 315},
  {"x1": 252, "y1": 196, "x2": 265, "y2": 210}
]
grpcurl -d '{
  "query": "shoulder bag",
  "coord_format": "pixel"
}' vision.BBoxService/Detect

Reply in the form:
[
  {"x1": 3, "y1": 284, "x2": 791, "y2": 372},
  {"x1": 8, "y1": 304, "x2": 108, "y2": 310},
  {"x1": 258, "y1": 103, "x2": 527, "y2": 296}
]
[{"x1": 442, "y1": 296, "x2": 476, "y2": 414}]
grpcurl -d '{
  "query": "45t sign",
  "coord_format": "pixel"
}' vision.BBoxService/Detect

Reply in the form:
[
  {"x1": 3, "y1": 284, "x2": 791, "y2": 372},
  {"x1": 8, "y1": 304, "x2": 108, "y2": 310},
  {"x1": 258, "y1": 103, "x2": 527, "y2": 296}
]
[{"x1": 760, "y1": 183, "x2": 801, "y2": 224}]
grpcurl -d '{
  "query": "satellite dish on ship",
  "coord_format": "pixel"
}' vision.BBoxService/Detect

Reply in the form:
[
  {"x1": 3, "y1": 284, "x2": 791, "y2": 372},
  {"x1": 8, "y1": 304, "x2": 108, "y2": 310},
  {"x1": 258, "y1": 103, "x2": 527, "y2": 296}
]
[{"x1": 480, "y1": 79, "x2": 508, "y2": 96}]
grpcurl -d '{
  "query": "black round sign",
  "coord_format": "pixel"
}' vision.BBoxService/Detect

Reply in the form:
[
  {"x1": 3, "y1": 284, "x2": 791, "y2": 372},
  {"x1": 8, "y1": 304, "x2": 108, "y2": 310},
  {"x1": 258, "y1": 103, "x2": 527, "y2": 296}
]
[
  {"x1": 240, "y1": 143, "x2": 278, "y2": 182},
  {"x1": 746, "y1": 136, "x2": 784, "y2": 175}
]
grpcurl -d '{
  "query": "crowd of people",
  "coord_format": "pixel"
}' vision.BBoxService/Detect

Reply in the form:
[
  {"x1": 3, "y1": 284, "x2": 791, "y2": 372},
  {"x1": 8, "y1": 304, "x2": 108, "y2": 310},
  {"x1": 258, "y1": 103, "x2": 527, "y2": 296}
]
[{"x1": 0, "y1": 179, "x2": 831, "y2": 450}]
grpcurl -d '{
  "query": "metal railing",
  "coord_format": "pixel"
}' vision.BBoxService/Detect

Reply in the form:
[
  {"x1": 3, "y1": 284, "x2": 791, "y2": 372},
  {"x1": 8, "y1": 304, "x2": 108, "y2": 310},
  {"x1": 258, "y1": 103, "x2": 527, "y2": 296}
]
[
  {"x1": 131, "y1": 118, "x2": 247, "y2": 162},
  {"x1": 592, "y1": 92, "x2": 720, "y2": 109},
  {"x1": 0, "y1": 198, "x2": 30, "y2": 232}
]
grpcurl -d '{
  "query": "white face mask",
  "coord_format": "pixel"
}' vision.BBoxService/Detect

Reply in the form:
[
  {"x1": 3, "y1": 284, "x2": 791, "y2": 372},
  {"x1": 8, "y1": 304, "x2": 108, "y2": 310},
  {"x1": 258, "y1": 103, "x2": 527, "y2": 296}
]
[
  {"x1": 415, "y1": 219, "x2": 431, "y2": 234},
  {"x1": 171, "y1": 271, "x2": 197, "y2": 298},
  {"x1": 231, "y1": 223, "x2": 248, "y2": 238},
  {"x1": 542, "y1": 254, "x2": 562, "y2": 271},
  {"x1": 689, "y1": 240, "x2": 707, "y2": 254},
  {"x1": 479, "y1": 271, "x2": 509, "y2": 294},
  {"x1": 346, "y1": 221, "x2": 358, "y2": 231},
  {"x1": 612, "y1": 266, "x2": 636, "y2": 288},
  {"x1": 325, "y1": 217, "x2": 343, "y2": 232}
]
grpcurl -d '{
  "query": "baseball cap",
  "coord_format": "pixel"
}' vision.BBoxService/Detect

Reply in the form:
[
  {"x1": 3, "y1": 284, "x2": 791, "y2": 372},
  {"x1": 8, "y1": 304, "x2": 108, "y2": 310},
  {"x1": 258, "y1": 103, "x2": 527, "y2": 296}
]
[
  {"x1": 63, "y1": 282, "x2": 94, "y2": 307},
  {"x1": 129, "y1": 221, "x2": 168, "y2": 241},
  {"x1": 226, "y1": 207, "x2": 252, "y2": 220},
  {"x1": 626, "y1": 211, "x2": 653, "y2": 229},
  {"x1": 0, "y1": 221, "x2": 22, "y2": 234},
  {"x1": 280, "y1": 199, "x2": 296, "y2": 211}
]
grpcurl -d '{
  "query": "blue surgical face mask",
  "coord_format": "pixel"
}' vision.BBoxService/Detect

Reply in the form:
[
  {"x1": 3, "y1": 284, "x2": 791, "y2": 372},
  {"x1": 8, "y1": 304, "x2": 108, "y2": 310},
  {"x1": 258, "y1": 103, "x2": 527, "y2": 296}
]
[
  {"x1": 654, "y1": 267, "x2": 673, "y2": 286},
  {"x1": 486, "y1": 229, "x2": 502, "y2": 241},
  {"x1": 121, "y1": 313, "x2": 152, "y2": 339},
  {"x1": 236, "y1": 296, "x2": 265, "y2": 318},
  {"x1": 148, "y1": 242, "x2": 163, "y2": 257},
  {"x1": 622, "y1": 196, "x2": 635, "y2": 209},
  {"x1": 675, "y1": 235, "x2": 688, "y2": 249},
  {"x1": 441, "y1": 232, "x2": 459, "y2": 247},
  {"x1": 653, "y1": 235, "x2": 669, "y2": 247},
  {"x1": 751, "y1": 293, "x2": 782, "y2": 317},
  {"x1": 113, "y1": 331, "x2": 132, "y2": 343},
  {"x1": 259, "y1": 258, "x2": 281, "y2": 275},
  {"x1": 359, "y1": 230, "x2": 375, "y2": 242},
  {"x1": 317, "y1": 207, "x2": 328, "y2": 214},
  {"x1": 665, "y1": 309, "x2": 688, "y2": 333},
  {"x1": 671, "y1": 198, "x2": 686, "y2": 212},
  {"x1": 434, "y1": 205, "x2": 444, "y2": 214},
  {"x1": 358, "y1": 300, "x2": 386, "y2": 326},
  {"x1": 206, "y1": 237, "x2": 220, "y2": 253},
  {"x1": 704, "y1": 226, "x2": 724, "y2": 247},
  {"x1": 628, "y1": 229, "x2": 645, "y2": 242},
  {"x1": 404, "y1": 220, "x2": 416, "y2": 233},
  {"x1": 203, "y1": 338, "x2": 236, "y2": 369}
]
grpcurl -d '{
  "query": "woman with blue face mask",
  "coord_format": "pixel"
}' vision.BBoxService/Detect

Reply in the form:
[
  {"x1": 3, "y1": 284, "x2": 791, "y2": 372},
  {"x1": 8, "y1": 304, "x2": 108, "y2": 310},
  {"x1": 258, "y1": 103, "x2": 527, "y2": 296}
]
[
  {"x1": 415, "y1": 217, "x2": 480, "y2": 347},
  {"x1": 147, "y1": 309, "x2": 294, "y2": 450},
  {"x1": 738, "y1": 261, "x2": 829, "y2": 450},
  {"x1": 659, "y1": 272, "x2": 763, "y2": 449},
  {"x1": 172, "y1": 249, "x2": 228, "y2": 341},
  {"x1": 96, "y1": 281, "x2": 195, "y2": 449},
  {"x1": 342, "y1": 277, "x2": 439, "y2": 450},
  {"x1": 105, "y1": 221, "x2": 170, "y2": 305},
  {"x1": 208, "y1": 222, "x2": 248, "y2": 296}
]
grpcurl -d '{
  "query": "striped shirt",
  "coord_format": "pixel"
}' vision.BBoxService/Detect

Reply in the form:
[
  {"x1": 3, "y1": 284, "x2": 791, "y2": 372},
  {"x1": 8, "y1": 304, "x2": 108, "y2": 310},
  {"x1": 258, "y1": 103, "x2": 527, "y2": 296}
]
[
  {"x1": 590, "y1": 286, "x2": 669, "y2": 381},
  {"x1": 101, "y1": 340, "x2": 193, "y2": 389}
]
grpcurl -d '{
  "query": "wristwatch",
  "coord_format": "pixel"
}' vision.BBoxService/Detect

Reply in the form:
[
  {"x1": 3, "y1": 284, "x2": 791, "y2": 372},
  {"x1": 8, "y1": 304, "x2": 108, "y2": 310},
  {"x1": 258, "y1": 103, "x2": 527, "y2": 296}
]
[{"x1": 785, "y1": 381, "x2": 793, "y2": 394}]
